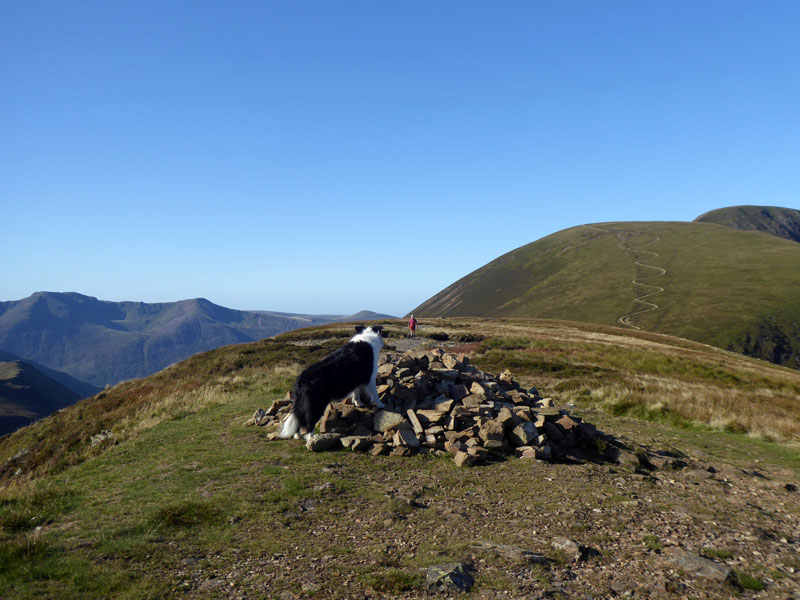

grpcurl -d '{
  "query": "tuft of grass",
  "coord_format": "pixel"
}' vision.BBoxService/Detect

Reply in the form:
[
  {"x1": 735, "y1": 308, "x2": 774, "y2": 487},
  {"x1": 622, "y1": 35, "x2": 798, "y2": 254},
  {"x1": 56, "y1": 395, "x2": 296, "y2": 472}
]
[
  {"x1": 0, "y1": 536, "x2": 52, "y2": 572},
  {"x1": 360, "y1": 568, "x2": 424, "y2": 592},
  {"x1": 781, "y1": 554, "x2": 800, "y2": 570},
  {"x1": 769, "y1": 568, "x2": 788, "y2": 579},
  {"x1": 643, "y1": 535, "x2": 663, "y2": 551},
  {"x1": 701, "y1": 547, "x2": 735, "y2": 561},
  {"x1": 456, "y1": 333, "x2": 484, "y2": 343},
  {"x1": 384, "y1": 497, "x2": 414, "y2": 520},
  {"x1": 729, "y1": 569, "x2": 765, "y2": 591},
  {"x1": 0, "y1": 535, "x2": 144, "y2": 598},
  {"x1": 150, "y1": 500, "x2": 220, "y2": 529},
  {"x1": 0, "y1": 487, "x2": 79, "y2": 533}
]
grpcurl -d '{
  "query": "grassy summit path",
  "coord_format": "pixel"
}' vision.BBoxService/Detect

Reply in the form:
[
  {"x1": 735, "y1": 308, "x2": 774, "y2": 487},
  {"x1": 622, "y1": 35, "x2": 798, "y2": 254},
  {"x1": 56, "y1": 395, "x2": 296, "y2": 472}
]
[{"x1": 583, "y1": 224, "x2": 666, "y2": 330}]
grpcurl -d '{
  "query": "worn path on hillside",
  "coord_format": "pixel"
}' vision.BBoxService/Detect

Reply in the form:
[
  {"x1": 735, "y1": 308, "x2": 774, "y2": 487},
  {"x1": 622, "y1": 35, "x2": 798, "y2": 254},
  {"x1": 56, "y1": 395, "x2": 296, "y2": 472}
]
[{"x1": 583, "y1": 224, "x2": 666, "y2": 330}]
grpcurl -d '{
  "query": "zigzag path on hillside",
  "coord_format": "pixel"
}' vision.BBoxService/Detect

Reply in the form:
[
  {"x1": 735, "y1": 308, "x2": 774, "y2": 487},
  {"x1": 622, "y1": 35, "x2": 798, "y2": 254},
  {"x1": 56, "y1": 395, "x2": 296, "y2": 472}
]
[{"x1": 582, "y1": 225, "x2": 666, "y2": 330}]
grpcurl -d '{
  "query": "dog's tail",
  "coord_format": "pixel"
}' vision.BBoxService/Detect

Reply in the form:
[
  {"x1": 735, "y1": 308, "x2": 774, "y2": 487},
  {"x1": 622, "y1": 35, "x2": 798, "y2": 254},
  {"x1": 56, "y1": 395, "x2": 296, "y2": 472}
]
[{"x1": 278, "y1": 412, "x2": 300, "y2": 439}]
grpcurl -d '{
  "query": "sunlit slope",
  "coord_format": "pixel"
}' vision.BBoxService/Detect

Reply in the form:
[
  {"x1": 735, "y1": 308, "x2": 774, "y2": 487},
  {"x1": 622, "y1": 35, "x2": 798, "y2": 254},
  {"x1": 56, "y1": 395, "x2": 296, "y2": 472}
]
[{"x1": 412, "y1": 221, "x2": 800, "y2": 365}]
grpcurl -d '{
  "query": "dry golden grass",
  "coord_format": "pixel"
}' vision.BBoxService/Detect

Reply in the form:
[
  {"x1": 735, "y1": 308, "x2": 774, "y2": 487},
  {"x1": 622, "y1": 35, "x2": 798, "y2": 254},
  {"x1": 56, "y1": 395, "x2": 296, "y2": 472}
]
[
  {"x1": 396, "y1": 317, "x2": 800, "y2": 445},
  {"x1": 119, "y1": 364, "x2": 303, "y2": 438}
]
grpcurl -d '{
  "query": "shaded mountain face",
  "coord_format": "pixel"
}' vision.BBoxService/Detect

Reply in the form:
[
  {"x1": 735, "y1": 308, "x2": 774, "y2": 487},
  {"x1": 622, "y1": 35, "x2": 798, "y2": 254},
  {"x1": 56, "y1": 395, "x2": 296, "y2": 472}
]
[
  {"x1": 0, "y1": 292, "x2": 393, "y2": 387},
  {"x1": 410, "y1": 219, "x2": 800, "y2": 369},
  {"x1": 695, "y1": 205, "x2": 800, "y2": 243},
  {"x1": 0, "y1": 361, "x2": 80, "y2": 436}
]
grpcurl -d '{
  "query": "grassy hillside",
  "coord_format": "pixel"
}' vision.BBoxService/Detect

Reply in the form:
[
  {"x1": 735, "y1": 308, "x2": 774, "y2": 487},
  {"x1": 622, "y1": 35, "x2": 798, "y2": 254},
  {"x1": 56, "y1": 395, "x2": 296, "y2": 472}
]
[
  {"x1": 0, "y1": 320, "x2": 798, "y2": 598},
  {"x1": 695, "y1": 205, "x2": 800, "y2": 243},
  {"x1": 0, "y1": 362, "x2": 80, "y2": 436},
  {"x1": 411, "y1": 221, "x2": 800, "y2": 369}
]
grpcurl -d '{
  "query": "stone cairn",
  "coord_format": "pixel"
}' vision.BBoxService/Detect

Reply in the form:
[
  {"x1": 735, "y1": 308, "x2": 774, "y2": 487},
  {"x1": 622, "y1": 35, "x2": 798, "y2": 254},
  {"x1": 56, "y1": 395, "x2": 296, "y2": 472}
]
[{"x1": 249, "y1": 349, "x2": 606, "y2": 467}]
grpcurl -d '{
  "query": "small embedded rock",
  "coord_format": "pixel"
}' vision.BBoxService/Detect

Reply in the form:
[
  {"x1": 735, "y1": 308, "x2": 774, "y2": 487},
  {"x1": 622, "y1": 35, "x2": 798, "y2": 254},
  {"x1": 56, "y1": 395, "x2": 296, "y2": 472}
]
[
  {"x1": 662, "y1": 548, "x2": 732, "y2": 582},
  {"x1": 551, "y1": 536, "x2": 584, "y2": 562},
  {"x1": 426, "y1": 562, "x2": 474, "y2": 592}
]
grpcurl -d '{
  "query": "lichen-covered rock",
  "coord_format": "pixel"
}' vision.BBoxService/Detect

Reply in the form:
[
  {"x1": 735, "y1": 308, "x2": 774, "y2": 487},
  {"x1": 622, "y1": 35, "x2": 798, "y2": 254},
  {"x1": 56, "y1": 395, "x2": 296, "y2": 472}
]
[
  {"x1": 441, "y1": 353, "x2": 462, "y2": 370},
  {"x1": 251, "y1": 408, "x2": 266, "y2": 426},
  {"x1": 426, "y1": 562, "x2": 474, "y2": 592},
  {"x1": 306, "y1": 433, "x2": 342, "y2": 452},
  {"x1": 406, "y1": 409, "x2": 424, "y2": 434},
  {"x1": 453, "y1": 451, "x2": 475, "y2": 467},
  {"x1": 341, "y1": 436, "x2": 373, "y2": 451},
  {"x1": 470, "y1": 381, "x2": 487, "y2": 398},
  {"x1": 373, "y1": 410, "x2": 407, "y2": 432},
  {"x1": 394, "y1": 429, "x2": 421, "y2": 448},
  {"x1": 478, "y1": 419, "x2": 505, "y2": 443},
  {"x1": 508, "y1": 422, "x2": 541, "y2": 447},
  {"x1": 662, "y1": 548, "x2": 732, "y2": 582},
  {"x1": 551, "y1": 536, "x2": 585, "y2": 563}
]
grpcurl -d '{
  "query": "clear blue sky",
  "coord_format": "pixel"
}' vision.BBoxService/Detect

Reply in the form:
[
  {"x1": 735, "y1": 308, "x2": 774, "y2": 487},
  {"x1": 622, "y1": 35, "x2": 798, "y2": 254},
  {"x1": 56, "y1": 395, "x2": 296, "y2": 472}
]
[{"x1": 3, "y1": 1, "x2": 799, "y2": 316}]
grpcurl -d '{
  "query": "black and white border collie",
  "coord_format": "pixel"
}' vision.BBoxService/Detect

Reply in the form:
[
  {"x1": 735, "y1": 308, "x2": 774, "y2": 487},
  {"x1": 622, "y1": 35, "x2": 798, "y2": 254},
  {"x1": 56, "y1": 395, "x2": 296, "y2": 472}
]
[{"x1": 279, "y1": 325, "x2": 385, "y2": 440}]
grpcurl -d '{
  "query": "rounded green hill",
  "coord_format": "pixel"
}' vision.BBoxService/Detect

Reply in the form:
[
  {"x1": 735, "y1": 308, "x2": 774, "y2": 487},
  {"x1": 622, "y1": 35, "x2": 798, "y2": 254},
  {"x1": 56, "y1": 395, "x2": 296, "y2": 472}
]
[{"x1": 412, "y1": 217, "x2": 800, "y2": 368}]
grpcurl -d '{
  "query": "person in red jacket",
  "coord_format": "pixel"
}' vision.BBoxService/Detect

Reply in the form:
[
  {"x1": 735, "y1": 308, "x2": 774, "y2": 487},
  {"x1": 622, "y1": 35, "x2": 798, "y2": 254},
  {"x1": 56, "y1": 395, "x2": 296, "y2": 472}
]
[{"x1": 408, "y1": 315, "x2": 418, "y2": 338}]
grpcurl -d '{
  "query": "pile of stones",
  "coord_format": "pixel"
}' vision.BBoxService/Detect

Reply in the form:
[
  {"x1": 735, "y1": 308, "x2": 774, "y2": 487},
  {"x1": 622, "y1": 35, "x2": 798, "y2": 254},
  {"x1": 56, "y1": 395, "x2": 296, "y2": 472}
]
[{"x1": 250, "y1": 349, "x2": 608, "y2": 466}]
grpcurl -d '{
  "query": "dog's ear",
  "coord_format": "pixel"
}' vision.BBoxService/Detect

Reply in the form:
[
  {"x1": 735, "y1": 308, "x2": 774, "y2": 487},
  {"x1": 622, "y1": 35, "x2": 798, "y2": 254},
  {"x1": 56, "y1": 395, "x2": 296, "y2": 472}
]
[
  {"x1": 371, "y1": 325, "x2": 384, "y2": 336},
  {"x1": 354, "y1": 325, "x2": 365, "y2": 334}
]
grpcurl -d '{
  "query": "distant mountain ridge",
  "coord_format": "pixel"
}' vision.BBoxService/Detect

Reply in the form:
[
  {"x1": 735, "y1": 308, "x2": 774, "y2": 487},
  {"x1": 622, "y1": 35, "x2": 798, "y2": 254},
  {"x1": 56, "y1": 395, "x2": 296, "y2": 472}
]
[
  {"x1": 411, "y1": 206, "x2": 800, "y2": 369},
  {"x1": 0, "y1": 292, "x2": 394, "y2": 388},
  {"x1": 695, "y1": 205, "x2": 800, "y2": 243}
]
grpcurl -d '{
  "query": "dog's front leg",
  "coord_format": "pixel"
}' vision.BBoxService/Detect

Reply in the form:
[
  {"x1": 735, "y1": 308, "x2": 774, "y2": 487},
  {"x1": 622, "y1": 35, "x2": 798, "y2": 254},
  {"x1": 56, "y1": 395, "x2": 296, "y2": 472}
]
[{"x1": 347, "y1": 388, "x2": 364, "y2": 407}]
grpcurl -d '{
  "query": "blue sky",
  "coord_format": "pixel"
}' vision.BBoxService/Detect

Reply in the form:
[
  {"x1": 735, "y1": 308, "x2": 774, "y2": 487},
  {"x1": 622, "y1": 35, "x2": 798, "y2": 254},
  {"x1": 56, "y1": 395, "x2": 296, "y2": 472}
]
[{"x1": 3, "y1": 1, "x2": 799, "y2": 316}]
